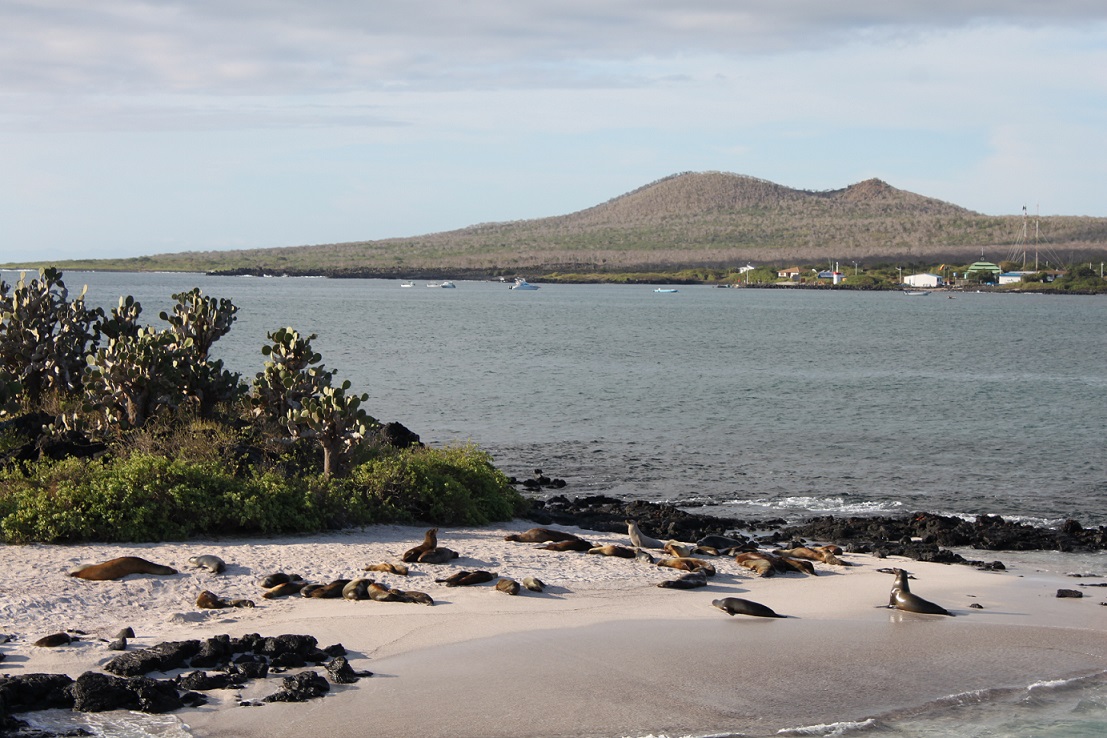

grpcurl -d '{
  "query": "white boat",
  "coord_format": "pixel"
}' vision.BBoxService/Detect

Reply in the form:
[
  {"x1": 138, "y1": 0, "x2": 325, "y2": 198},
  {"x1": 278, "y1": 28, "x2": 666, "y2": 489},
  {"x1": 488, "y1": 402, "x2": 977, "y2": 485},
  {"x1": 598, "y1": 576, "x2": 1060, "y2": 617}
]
[
  {"x1": 510, "y1": 278, "x2": 539, "y2": 290},
  {"x1": 654, "y1": 288, "x2": 679, "y2": 293},
  {"x1": 400, "y1": 281, "x2": 415, "y2": 288},
  {"x1": 428, "y1": 281, "x2": 456, "y2": 288},
  {"x1": 903, "y1": 290, "x2": 931, "y2": 296}
]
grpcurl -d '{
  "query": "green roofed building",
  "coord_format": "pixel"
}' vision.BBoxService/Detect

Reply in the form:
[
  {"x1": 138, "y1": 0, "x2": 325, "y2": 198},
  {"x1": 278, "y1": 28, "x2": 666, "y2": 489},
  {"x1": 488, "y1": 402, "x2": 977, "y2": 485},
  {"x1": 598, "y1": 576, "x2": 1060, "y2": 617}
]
[{"x1": 964, "y1": 261, "x2": 1002, "y2": 283}]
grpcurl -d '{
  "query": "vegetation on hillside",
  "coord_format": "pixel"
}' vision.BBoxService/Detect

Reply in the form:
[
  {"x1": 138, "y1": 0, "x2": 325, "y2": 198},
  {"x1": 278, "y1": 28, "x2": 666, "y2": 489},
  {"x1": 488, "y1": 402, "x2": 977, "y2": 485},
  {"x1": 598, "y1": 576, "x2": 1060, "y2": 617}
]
[
  {"x1": 6, "y1": 172, "x2": 1106, "y2": 277},
  {"x1": 0, "y1": 269, "x2": 525, "y2": 543}
]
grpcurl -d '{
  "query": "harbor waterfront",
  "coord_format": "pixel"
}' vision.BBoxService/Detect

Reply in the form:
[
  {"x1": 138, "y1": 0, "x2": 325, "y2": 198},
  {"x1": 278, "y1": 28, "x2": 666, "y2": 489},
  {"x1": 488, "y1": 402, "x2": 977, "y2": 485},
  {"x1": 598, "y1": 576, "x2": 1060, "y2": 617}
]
[{"x1": 4, "y1": 270, "x2": 1105, "y2": 737}]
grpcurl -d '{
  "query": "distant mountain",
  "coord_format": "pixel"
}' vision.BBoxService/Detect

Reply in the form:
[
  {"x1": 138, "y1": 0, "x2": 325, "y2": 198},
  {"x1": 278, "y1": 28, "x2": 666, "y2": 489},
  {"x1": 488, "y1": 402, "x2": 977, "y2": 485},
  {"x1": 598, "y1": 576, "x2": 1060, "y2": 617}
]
[{"x1": 13, "y1": 172, "x2": 1107, "y2": 275}]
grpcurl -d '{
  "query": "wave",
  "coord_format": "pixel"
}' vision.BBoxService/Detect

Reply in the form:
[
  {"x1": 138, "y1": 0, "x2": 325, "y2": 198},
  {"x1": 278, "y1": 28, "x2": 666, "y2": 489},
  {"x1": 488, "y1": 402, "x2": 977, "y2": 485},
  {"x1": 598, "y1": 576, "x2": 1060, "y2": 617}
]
[
  {"x1": 727, "y1": 496, "x2": 904, "y2": 515},
  {"x1": 775, "y1": 719, "x2": 881, "y2": 736}
]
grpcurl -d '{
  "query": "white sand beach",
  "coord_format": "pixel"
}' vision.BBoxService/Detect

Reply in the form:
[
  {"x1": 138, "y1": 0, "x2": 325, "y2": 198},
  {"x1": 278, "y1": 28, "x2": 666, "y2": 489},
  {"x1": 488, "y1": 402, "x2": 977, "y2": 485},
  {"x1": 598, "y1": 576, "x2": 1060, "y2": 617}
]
[{"x1": 2, "y1": 521, "x2": 1105, "y2": 738}]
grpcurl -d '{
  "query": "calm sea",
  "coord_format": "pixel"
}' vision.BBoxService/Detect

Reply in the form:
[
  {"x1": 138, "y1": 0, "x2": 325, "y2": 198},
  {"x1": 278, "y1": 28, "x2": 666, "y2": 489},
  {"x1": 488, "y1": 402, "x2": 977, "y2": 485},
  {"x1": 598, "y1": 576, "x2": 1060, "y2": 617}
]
[{"x1": 7, "y1": 270, "x2": 1106, "y2": 737}]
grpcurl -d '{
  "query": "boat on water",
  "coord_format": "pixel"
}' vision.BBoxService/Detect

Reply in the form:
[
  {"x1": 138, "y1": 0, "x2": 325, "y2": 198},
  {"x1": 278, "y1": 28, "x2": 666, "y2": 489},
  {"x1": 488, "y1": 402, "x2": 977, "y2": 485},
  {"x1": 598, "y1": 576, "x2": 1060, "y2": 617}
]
[
  {"x1": 903, "y1": 290, "x2": 931, "y2": 296},
  {"x1": 654, "y1": 288, "x2": 679, "y2": 293},
  {"x1": 400, "y1": 281, "x2": 415, "y2": 288},
  {"x1": 428, "y1": 281, "x2": 456, "y2": 288},
  {"x1": 510, "y1": 278, "x2": 540, "y2": 290}
]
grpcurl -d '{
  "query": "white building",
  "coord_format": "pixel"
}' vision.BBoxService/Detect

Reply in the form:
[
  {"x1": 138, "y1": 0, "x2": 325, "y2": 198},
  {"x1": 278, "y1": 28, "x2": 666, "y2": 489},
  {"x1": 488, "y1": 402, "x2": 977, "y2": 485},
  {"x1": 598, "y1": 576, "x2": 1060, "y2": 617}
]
[{"x1": 903, "y1": 273, "x2": 944, "y2": 288}]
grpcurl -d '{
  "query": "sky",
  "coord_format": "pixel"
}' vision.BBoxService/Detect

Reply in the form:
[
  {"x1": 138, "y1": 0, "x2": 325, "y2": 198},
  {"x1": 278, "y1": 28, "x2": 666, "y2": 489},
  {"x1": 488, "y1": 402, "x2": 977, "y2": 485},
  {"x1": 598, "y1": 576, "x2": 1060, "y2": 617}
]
[{"x1": 2, "y1": 1, "x2": 1106, "y2": 263}]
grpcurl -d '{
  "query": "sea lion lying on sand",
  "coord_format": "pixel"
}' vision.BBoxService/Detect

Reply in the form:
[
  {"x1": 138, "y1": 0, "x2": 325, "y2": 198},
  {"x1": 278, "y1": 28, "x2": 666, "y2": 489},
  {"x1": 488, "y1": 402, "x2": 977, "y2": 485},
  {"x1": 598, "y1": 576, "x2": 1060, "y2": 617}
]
[
  {"x1": 196, "y1": 590, "x2": 255, "y2": 609},
  {"x1": 68, "y1": 557, "x2": 177, "y2": 581},
  {"x1": 657, "y1": 571, "x2": 708, "y2": 589},
  {"x1": 774, "y1": 545, "x2": 850, "y2": 566},
  {"x1": 656, "y1": 557, "x2": 716, "y2": 576},
  {"x1": 504, "y1": 528, "x2": 584, "y2": 543},
  {"x1": 537, "y1": 539, "x2": 593, "y2": 552},
  {"x1": 188, "y1": 555, "x2": 226, "y2": 574},
  {"x1": 588, "y1": 544, "x2": 637, "y2": 558},
  {"x1": 363, "y1": 562, "x2": 409, "y2": 576},
  {"x1": 435, "y1": 570, "x2": 496, "y2": 587}
]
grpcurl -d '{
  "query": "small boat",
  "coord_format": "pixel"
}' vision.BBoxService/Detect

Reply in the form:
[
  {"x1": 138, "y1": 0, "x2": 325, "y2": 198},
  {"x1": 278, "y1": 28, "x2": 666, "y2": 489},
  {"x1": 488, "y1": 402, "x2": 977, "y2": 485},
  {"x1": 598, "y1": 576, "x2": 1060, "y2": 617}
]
[
  {"x1": 400, "y1": 281, "x2": 415, "y2": 288},
  {"x1": 654, "y1": 288, "x2": 679, "y2": 293},
  {"x1": 428, "y1": 281, "x2": 456, "y2": 288},
  {"x1": 903, "y1": 290, "x2": 931, "y2": 296},
  {"x1": 511, "y1": 278, "x2": 540, "y2": 290}
]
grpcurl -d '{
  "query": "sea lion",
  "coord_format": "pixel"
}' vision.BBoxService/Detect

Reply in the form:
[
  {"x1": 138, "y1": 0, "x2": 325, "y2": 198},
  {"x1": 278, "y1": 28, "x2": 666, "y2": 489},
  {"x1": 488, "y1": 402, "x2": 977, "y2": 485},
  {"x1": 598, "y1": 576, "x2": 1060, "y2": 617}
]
[
  {"x1": 34, "y1": 632, "x2": 74, "y2": 647},
  {"x1": 402, "y1": 528, "x2": 439, "y2": 562},
  {"x1": 262, "y1": 579, "x2": 309, "y2": 599},
  {"x1": 107, "y1": 636, "x2": 128, "y2": 651},
  {"x1": 363, "y1": 562, "x2": 409, "y2": 576},
  {"x1": 522, "y1": 576, "x2": 545, "y2": 592},
  {"x1": 495, "y1": 578, "x2": 521, "y2": 595},
  {"x1": 657, "y1": 571, "x2": 708, "y2": 589},
  {"x1": 435, "y1": 570, "x2": 496, "y2": 587},
  {"x1": 663, "y1": 541, "x2": 696, "y2": 558},
  {"x1": 304, "y1": 579, "x2": 350, "y2": 598},
  {"x1": 712, "y1": 596, "x2": 786, "y2": 618},
  {"x1": 774, "y1": 555, "x2": 816, "y2": 576},
  {"x1": 697, "y1": 534, "x2": 751, "y2": 551},
  {"x1": 635, "y1": 549, "x2": 656, "y2": 564},
  {"x1": 68, "y1": 556, "x2": 177, "y2": 581},
  {"x1": 257, "y1": 572, "x2": 303, "y2": 588},
  {"x1": 396, "y1": 589, "x2": 434, "y2": 606},
  {"x1": 417, "y1": 547, "x2": 460, "y2": 564},
  {"x1": 888, "y1": 568, "x2": 953, "y2": 616},
  {"x1": 188, "y1": 555, "x2": 226, "y2": 574},
  {"x1": 774, "y1": 546, "x2": 850, "y2": 566},
  {"x1": 626, "y1": 520, "x2": 666, "y2": 550},
  {"x1": 342, "y1": 578, "x2": 372, "y2": 600},
  {"x1": 656, "y1": 557, "x2": 716, "y2": 576},
  {"x1": 115, "y1": 627, "x2": 135, "y2": 640},
  {"x1": 587, "y1": 544, "x2": 637, "y2": 558},
  {"x1": 504, "y1": 528, "x2": 583, "y2": 543},
  {"x1": 537, "y1": 539, "x2": 593, "y2": 553},
  {"x1": 734, "y1": 552, "x2": 775, "y2": 577},
  {"x1": 197, "y1": 590, "x2": 256, "y2": 609},
  {"x1": 367, "y1": 581, "x2": 403, "y2": 601}
]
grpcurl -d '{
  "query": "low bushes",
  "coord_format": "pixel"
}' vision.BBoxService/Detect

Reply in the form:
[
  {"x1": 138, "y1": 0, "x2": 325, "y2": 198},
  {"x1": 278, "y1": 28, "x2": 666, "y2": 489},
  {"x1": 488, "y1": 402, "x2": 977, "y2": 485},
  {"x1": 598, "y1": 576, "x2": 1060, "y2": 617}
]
[{"x1": 0, "y1": 444, "x2": 524, "y2": 544}]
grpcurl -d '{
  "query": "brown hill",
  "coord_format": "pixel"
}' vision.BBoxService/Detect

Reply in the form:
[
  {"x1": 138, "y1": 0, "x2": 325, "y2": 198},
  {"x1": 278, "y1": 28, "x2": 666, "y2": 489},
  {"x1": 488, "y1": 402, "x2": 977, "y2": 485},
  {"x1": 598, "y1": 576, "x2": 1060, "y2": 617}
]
[{"x1": 17, "y1": 172, "x2": 1107, "y2": 275}]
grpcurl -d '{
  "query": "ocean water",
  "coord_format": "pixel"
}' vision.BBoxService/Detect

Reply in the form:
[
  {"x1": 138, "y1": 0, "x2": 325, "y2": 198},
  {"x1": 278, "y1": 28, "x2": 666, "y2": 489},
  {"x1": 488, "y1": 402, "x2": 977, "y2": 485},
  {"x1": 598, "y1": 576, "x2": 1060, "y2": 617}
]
[{"x1": 5, "y1": 270, "x2": 1105, "y2": 736}]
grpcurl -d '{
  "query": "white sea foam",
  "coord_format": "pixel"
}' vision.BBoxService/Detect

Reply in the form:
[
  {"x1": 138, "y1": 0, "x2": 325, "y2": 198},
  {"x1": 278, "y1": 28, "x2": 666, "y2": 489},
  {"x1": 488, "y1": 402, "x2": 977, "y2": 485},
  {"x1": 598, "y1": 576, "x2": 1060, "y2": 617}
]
[{"x1": 776, "y1": 718, "x2": 879, "y2": 735}]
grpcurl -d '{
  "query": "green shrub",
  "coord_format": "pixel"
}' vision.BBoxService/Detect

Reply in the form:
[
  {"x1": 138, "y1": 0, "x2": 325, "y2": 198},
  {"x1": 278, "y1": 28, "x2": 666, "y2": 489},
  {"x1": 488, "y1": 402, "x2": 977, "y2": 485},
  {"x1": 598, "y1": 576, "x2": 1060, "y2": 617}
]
[
  {"x1": 341, "y1": 444, "x2": 525, "y2": 525},
  {"x1": 0, "y1": 454, "x2": 326, "y2": 543}
]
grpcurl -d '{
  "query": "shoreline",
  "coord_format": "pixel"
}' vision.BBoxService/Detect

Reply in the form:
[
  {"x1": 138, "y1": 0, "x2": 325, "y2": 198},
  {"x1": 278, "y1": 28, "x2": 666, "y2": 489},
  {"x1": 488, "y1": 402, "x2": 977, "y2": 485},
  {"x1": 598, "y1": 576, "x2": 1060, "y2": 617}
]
[{"x1": 4, "y1": 521, "x2": 1106, "y2": 737}]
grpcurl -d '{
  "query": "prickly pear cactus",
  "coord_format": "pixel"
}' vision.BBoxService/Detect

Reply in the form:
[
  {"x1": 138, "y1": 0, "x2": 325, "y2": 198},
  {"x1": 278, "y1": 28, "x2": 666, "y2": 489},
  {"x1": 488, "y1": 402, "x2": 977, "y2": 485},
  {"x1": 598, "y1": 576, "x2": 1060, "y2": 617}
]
[
  {"x1": 0, "y1": 268, "x2": 102, "y2": 405},
  {"x1": 288, "y1": 380, "x2": 377, "y2": 477},
  {"x1": 159, "y1": 288, "x2": 237, "y2": 362},
  {"x1": 251, "y1": 327, "x2": 336, "y2": 420}
]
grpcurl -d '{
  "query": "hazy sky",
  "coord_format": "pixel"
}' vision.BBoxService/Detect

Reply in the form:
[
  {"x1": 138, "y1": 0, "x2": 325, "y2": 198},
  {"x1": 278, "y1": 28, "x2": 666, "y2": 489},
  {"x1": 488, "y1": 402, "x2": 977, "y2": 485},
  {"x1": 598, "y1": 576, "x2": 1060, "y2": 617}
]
[{"x1": 2, "y1": 1, "x2": 1105, "y2": 263}]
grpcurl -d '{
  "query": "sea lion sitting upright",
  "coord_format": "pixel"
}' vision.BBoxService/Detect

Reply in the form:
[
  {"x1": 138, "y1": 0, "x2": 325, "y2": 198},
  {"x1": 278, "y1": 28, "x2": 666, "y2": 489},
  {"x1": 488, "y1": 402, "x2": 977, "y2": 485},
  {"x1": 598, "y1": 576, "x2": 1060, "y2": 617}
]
[
  {"x1": 68, "y1": 556, "x2": 177, "y2": 581},
  {"x1": 626, "y1": 520, "x2": 666, "y2": 550},
  {"x1": 888, "y1": 568, "x2": 953, "y2": 616},
  {"x1": 504, "y1": 528, "x2": 583, "y2": 543},
  {"x1": 712, "y1": 597, "x2": 786, "y2": 618},
  {"x1": 188, "y1": 555, "x2": 226, "y2": 574},
  {"x1": 402, "y1": 528, "x2": 439, "y2": 563}
]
